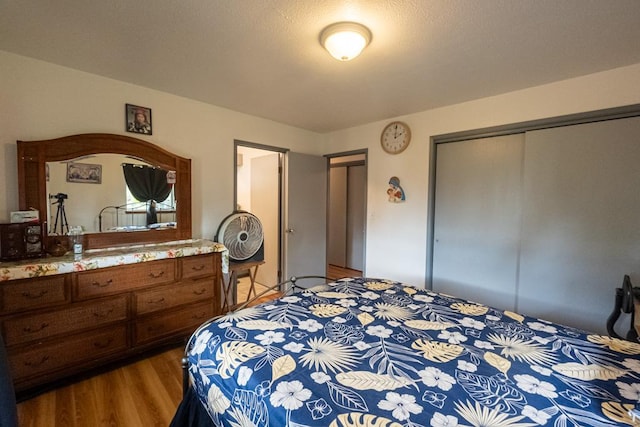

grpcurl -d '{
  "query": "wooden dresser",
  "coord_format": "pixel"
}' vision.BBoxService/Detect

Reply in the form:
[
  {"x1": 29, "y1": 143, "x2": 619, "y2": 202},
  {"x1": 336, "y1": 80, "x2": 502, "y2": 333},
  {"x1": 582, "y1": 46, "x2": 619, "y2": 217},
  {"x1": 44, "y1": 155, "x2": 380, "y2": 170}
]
[{"x1": 0, "y1": 240, "x2": 226, "y2": 398}]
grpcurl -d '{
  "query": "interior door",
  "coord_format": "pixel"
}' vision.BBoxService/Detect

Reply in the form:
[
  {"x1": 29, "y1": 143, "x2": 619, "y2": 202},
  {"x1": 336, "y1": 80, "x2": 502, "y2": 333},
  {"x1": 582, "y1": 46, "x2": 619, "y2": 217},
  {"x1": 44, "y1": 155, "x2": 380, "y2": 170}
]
[
  {"x1": 328, "y1": 167, "x2": 347, "y2": 266},
  {"x1": 346, "y1": 165, "x2": 365, "y2": 271},
  {"x1": 285, "y1": 152, "x2": 327, "y2": 281},
  {"x1": 250, "y1": 153, "x2": 280, "y2": 287}
]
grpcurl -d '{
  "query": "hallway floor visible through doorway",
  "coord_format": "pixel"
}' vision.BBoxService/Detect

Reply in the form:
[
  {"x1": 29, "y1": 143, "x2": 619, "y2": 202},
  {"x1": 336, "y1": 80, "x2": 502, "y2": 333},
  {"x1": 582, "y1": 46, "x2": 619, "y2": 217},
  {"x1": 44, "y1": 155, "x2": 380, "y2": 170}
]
[{"x1": 327, "y1": 264, "x2": 362, "y2": 280}]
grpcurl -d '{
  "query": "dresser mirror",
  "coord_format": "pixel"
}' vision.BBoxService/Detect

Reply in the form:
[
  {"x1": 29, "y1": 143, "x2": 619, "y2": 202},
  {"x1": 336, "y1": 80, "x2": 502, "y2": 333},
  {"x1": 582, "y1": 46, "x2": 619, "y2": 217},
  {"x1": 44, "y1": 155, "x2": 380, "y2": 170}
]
[{"x1": 17, "y1": 133, "x2": 192, "y2": 250}]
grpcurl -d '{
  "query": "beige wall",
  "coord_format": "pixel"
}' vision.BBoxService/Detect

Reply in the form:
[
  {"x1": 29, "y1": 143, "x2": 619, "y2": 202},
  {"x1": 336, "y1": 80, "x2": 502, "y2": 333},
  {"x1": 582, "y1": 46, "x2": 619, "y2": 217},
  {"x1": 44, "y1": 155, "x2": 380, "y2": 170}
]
[
  {"x1": 325, "y1": 63, "x2": 640, "y2": 286},
  {"x1": 2, "y1": 50, "x2": 640, "y2": 289},
  {"x1": 0, "y1": 51, "x2": 323, "y2": 240}
]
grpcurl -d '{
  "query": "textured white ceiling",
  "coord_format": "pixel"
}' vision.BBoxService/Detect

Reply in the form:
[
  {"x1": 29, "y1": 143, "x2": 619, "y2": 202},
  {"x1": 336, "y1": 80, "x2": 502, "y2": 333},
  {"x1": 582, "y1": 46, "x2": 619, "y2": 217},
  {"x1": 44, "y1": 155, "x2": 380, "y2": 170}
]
[{"x1": 1, "y1": 0, "x2": 640, "y2": 132}]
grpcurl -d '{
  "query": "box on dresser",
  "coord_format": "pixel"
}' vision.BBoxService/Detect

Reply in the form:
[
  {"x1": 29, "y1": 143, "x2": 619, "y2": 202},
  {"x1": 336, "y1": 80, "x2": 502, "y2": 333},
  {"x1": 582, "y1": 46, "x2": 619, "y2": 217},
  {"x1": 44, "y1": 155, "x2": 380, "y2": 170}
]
[{"x1": 0, "y1": 223, "x2": 44, "y2": 261}]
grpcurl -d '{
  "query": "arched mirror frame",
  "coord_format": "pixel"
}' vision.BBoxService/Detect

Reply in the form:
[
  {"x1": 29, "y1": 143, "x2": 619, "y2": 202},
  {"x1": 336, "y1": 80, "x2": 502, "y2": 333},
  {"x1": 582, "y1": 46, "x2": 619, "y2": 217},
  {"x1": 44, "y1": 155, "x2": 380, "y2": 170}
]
[{"x1": 17, "y1": 133, "x2": 192, "y2": 250}]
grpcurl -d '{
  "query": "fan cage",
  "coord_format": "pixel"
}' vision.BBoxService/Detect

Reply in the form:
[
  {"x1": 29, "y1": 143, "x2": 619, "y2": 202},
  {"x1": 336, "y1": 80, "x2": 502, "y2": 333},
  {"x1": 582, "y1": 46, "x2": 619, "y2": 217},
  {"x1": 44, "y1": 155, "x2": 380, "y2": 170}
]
[{"x1": 217, "y1": 212, "x2": 264, "y2": 261}]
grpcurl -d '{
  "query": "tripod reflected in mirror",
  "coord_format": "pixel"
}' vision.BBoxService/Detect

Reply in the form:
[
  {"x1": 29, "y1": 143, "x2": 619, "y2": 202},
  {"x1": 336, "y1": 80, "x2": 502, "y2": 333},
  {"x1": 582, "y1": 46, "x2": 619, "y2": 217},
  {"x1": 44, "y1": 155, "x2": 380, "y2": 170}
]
[{"x1": 49, "y1": 193, "x2": 69, "y2": 235}]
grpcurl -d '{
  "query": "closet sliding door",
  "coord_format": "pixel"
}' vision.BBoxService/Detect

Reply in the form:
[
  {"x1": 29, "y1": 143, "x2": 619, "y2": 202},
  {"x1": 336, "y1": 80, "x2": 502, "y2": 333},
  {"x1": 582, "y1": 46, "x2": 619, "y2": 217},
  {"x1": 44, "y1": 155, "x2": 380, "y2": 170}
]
[
  {"x1": 432, "y1": 115, "x2": 640, "y2": 333},
  {"x1": 432, "y1": 134, "x2": 524, "y2": 311},
  {"x1": 518, "y1": 117, "x2": 640, "y2": 332}
]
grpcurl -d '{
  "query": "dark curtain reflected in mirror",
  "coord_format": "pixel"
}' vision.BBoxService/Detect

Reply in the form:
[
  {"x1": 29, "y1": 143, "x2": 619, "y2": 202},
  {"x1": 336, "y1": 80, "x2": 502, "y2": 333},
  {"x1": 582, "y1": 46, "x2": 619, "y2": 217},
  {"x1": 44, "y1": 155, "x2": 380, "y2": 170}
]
[{"x1": 122, "y1": 164, "x2": 172, "y2": 225}]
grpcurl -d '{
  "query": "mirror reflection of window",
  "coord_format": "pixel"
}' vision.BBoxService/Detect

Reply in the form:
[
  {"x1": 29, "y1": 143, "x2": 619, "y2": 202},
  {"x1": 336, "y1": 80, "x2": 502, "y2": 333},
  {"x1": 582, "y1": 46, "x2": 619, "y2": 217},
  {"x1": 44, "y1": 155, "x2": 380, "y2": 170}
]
[{"x1": 125, "y1": 187, "x2": 176, "y2": 212}]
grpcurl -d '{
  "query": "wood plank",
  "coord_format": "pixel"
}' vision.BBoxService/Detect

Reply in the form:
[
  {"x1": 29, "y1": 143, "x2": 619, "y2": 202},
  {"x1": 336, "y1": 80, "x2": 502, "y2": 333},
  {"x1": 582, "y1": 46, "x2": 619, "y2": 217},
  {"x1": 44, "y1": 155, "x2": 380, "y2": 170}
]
[
  {"x1": 74, "y1": 377, "x2": 100, "y2": 427},
  {"x1": 17, "y1": 347, "x2": 184, "y2": 427},
  {"x1": 327, "y1": 264, "x2": 362, "y2": 280}
]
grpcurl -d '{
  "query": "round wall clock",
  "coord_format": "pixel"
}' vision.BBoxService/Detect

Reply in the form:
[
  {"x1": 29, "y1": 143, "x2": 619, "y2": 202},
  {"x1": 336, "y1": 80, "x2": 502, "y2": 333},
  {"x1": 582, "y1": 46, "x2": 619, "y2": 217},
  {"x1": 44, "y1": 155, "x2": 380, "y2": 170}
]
[{"x1": 380, "y1": 121, "x2": 411, "y2": 154}]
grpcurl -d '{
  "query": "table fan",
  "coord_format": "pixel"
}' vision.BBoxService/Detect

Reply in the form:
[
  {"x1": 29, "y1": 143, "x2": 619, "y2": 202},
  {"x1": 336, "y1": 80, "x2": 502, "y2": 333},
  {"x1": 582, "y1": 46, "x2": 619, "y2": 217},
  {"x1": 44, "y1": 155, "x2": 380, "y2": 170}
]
[{"x1": 215, "y1": 211, "x2": 264, "y2": 262}]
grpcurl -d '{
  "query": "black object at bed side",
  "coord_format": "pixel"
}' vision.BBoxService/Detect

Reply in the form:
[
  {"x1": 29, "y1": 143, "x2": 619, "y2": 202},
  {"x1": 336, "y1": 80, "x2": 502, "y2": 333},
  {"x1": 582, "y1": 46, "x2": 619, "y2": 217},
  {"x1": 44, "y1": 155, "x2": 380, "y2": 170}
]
[
  {"x1": 606, "y1": 274, "x2": 640, "y2": 342},
  {"x1": 0, "y1": 331, "x2": 18, "y2": 427}
]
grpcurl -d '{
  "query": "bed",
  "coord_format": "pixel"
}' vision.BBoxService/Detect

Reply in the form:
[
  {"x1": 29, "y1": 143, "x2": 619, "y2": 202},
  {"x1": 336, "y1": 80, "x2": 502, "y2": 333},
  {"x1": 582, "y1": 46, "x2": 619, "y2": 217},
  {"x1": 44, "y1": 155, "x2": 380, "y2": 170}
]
[{"x1": 171, "y1": 277, "x2": 640, "y2": 427}]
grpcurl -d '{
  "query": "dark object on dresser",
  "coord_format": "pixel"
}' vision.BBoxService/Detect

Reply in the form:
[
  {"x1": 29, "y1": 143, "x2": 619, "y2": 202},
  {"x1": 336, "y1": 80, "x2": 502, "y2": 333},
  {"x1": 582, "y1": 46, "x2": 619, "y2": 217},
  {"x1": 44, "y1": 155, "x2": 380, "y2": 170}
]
[{"x1": 0, "y1": 222, "x2": 44, "y2": 261}]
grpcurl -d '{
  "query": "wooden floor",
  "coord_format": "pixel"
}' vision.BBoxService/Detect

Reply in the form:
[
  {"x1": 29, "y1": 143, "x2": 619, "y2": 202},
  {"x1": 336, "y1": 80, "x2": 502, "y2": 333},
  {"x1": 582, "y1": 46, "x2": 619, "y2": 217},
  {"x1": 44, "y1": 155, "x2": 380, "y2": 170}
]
[
  {"x1": 327, "y1": 264, "x2": 362, "y2": 280},
  {"x1": 17, "y1": 346, "x2": 184, "y2": 427}
]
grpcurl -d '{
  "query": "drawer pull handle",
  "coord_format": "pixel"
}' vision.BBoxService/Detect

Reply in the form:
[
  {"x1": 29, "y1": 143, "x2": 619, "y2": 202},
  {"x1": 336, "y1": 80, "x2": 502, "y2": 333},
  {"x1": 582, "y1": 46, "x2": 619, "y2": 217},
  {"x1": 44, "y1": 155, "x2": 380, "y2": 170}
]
[
  {"x1": 22, "y1": 289, "x2": 49, "y2": 299},
  {"x1": 93, "y1": 308, "x2": 114, "y2": 318},
  {"x1": 191, "y1": 265, "x2": 206, "y2": 271},
  {"x1": 24, "y1": 322, "x2": 49, "y2": 333},
  {"x1": 193, "y1": 288, "x2": 207, "y2": 296},
  {"x1": 192, "y1": 312, "x2": 207, "y2": 320},
  {"x1": 149, "y1": 271, "x2": 165, "y2": 279},
  {"x1": 148, "y1": 297, "x2": 165, "y2": 304},
  {"x1": 94, "y1": 338, "x2": 114, "y2": 349},
  {"x1": 25, "y1": 356, "x2": 49, "y2": 367},
  {"x1": 92, "y1": 279, "x2": 113, "y2": 288}
]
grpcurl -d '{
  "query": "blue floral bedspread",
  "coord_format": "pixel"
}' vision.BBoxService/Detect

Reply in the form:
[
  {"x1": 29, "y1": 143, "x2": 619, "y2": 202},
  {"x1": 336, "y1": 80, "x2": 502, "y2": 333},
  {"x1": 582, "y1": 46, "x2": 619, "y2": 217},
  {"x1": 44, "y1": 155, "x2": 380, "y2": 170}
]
[{"x1": 187, "y1": 277, "x2": 640, "y2": 426}]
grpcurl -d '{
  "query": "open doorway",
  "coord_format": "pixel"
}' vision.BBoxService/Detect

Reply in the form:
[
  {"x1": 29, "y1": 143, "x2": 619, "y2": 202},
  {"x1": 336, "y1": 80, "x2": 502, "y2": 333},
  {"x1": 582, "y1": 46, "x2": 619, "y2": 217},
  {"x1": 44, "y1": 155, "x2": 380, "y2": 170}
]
[
  {"x1": 326, "y1": 151, "x2": 367, "y2": 280},
  {"x1": 234, "y1": 142, "x2": 285, "y2": 305}
]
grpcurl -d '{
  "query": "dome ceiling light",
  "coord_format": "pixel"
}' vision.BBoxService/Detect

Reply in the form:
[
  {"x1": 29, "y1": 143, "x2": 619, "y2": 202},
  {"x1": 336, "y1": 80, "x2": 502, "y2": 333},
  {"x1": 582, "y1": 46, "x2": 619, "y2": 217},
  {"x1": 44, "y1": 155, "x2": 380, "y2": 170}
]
[{"x1": 320, "y1": 22, "x2": 372, "y2": 61}]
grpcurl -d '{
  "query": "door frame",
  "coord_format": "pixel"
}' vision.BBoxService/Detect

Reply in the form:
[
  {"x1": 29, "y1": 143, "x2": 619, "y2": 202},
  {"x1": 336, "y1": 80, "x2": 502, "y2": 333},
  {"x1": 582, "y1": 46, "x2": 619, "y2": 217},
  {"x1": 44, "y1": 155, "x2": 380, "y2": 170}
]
[
  {"x1": 234, "y1": 140, "x2": 288, "y2": 283},
  {"x1": 325, "y1": 149, "x2": 368, "y2": 276}
]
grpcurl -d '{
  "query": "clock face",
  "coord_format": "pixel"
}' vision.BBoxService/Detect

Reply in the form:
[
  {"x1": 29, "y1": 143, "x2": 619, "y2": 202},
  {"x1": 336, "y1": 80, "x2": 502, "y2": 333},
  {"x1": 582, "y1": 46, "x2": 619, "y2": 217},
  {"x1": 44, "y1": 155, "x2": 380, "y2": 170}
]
[{"x1": 381, "y1": 121, "x2": 411, "y2": 154}]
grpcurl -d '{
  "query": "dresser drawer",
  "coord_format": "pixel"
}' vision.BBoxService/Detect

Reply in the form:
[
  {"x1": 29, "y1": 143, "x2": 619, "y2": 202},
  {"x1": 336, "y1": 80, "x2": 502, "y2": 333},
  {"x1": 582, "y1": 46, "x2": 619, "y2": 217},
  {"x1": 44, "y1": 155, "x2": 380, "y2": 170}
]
[
  {"x1": 76, "y1": 259, "x2": 176, "y2": 299},
  {"x1": 3, "y1": 295, "x2": 128, "y2": 346},
  {"x1": 135, "y1": 278, "x2": 213, "y2": 315},
  {"x1": 135, "y1": 301, "x2": 212, "y2": 345},
  {"x1": 1, "y1": 275, "x2": 68, "y2": 313},
  {"x1": 9, "y1": 324, "x2": 128, "y2": 381},
  {"x1": 181, "y1": 254, "x2": 214, "y2": 279}
]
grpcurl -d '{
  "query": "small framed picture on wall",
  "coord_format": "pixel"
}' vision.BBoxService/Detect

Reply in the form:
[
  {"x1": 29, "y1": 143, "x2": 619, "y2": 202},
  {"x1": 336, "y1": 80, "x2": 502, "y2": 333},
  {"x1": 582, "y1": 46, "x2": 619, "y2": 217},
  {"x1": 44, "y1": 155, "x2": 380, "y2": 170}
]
[
  {"x1": 125, "y1": 104, "x2": 152, "y2": 135},
  {"x1": 67, "y1": 162, "x2": 102, "y2": 184}
]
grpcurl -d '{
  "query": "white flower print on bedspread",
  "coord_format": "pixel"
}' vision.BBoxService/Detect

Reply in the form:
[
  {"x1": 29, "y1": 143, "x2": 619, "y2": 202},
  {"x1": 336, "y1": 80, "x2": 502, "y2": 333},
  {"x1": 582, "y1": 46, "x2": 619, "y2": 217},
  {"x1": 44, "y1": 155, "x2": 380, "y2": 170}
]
[{"x1": 185, "y1": 277, "x2": 640, "y2": 427}]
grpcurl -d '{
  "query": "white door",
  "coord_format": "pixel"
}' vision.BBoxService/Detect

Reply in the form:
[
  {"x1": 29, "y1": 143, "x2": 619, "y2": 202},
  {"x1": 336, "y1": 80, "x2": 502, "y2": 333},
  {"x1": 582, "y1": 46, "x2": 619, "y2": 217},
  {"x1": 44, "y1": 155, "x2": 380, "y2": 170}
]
[
  {"x1": 251, "y1": 153, "x2": 280, "y2": 287},
  {"x1": 328, "y1": 167, "x2": 347, "y2": 266},
  {"x1": 346, "y1": 165, "x2": 365, "y2": 271},
  {"x1": 284, "y1": 152, "x2": 327, "y2": 281}
]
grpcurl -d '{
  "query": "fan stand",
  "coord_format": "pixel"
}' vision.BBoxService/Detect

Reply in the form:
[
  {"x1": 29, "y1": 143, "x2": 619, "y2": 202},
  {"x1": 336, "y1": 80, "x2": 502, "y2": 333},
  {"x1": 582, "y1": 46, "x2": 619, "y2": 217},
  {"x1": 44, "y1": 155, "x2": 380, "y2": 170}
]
[
  {"x1": 215, "y1": 211, "x2": 266, "y2": 312},
  {"x1": 221, "y1": 260, "x2": 266, "y2": 313}
]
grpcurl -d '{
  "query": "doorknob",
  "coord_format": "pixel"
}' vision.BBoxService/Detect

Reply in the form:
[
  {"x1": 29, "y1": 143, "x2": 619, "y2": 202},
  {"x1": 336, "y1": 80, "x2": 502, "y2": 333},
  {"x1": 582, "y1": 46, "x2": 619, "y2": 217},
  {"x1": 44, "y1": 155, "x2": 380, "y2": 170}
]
[{"x1": 286, "y1": 228, "x2": 295, "y2": 233}]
